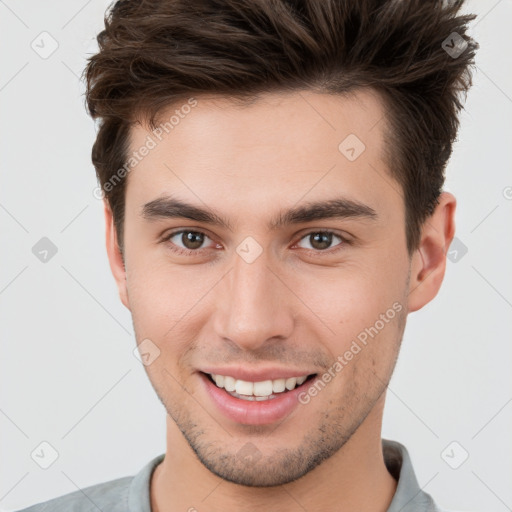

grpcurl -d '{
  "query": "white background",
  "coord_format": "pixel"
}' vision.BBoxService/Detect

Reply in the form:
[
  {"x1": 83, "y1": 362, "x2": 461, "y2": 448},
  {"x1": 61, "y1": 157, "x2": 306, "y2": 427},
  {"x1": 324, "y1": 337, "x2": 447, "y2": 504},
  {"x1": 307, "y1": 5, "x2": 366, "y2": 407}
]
[{"x1": 1, "y1": 1, "x2": 511, "y2": 510}]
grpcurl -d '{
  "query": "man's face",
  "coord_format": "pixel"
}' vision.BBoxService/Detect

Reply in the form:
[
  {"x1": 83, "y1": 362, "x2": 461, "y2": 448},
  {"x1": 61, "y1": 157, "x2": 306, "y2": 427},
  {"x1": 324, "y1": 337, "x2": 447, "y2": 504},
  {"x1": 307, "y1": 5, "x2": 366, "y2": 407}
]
[{"x1": 114, "y1": 90, "x2": 413, "y2": 486}]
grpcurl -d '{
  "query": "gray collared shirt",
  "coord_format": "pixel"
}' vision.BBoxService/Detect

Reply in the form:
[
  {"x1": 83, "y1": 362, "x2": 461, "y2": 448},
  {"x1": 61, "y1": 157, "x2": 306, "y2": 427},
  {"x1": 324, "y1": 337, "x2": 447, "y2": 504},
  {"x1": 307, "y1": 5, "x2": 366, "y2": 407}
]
[{"x1": 16, "y1": 438, "x2": 448, "y2": 512}]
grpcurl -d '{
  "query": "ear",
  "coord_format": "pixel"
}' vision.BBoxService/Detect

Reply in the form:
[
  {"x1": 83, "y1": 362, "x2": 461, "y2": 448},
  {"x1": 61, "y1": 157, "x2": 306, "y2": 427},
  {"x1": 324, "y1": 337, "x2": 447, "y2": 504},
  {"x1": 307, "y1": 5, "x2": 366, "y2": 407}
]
[
  {"x1": 104, "y1": 201, "x2": 130, "y2": 310},
  {"x1": 407, "y1": 192, "x2": 456, "y2": 313}
]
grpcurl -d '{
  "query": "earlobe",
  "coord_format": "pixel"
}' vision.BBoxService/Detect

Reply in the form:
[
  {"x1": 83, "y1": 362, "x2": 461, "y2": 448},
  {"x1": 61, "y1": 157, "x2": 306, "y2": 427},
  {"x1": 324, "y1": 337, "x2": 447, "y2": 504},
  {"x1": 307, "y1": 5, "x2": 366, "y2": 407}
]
[
  {"x1": 104, "y1": 201, "x2": 130, "y2": 310},
  {"x1": 407, "y1": 192, "x2": 456, "y2": 313}
]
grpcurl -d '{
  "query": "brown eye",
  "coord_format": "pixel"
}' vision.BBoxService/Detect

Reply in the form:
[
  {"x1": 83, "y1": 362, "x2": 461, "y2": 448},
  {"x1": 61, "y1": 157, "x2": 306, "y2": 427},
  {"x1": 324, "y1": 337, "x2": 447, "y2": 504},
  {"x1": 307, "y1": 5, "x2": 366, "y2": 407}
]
[
  {"x1": 297, "y1": 231, "x2": 344, "y2": 251},
  {"x1": 168, "y1": 230, "x2": 209, "y2": 251},
  {"x1": 181, "y1": 231, "x2": 204, "y2": 249}
]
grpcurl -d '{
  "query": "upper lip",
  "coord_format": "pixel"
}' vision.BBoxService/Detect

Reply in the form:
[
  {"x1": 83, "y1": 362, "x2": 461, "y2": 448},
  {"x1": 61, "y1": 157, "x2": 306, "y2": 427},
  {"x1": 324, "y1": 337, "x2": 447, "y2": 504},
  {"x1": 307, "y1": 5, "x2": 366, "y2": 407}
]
[{"x1": 199, "y1": 366, "x2": 317, "y2": 382}]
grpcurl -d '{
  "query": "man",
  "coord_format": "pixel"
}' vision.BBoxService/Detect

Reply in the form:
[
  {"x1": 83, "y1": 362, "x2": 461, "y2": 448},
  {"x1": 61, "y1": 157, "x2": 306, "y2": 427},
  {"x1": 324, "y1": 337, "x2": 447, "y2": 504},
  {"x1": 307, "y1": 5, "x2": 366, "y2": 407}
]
[{"x1": 18, "y1": 0, "x2": 478, "y2": 511}]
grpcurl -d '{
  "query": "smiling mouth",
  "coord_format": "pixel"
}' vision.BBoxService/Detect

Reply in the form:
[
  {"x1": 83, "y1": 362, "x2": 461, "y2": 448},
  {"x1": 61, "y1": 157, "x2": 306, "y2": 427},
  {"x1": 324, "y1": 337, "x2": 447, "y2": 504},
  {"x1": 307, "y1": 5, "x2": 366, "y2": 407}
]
[{"x1": 203, "y1": 372, "x2": 317, "y2": 401}]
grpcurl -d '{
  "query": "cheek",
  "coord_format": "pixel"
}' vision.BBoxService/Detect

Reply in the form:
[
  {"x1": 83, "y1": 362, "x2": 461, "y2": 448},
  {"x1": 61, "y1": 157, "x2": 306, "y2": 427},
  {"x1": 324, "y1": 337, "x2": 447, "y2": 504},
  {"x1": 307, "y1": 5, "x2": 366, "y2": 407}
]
[
  {"x1": 296, "y1": 262, "x2": 403, "y2": 323},
  {"x1": 126, "y1": 247, "x2": 195, "y2": 312},
  {"x1": 292, "y1": 262, "x2": 407, "y2": 367},
  {"x1": 125, "y1": 258, "x2": 217, "y2": 352}
]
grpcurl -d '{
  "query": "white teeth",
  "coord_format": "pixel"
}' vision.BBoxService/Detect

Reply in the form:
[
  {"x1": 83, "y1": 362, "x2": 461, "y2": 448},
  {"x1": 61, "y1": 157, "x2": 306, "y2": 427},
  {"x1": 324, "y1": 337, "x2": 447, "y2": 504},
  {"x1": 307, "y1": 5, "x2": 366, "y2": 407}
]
[
  {"x1": 285, "y1": 377, "x2": 297, "y2": 390},
  {"x1": 208, "y1": 373, "x2": 310, "y2": 397},
  {"x1": 223, "y1": 375, "x2": 236, "y2": 392},
  {"x1": 272, "y1": 378, "x2": 286, "y2": 393},
  {"x1": 253, "y1": 380, "x2": 273, "y2": 397},
  {"x1": 235, "y1": 379, "x2": 254, "y2": 396}
]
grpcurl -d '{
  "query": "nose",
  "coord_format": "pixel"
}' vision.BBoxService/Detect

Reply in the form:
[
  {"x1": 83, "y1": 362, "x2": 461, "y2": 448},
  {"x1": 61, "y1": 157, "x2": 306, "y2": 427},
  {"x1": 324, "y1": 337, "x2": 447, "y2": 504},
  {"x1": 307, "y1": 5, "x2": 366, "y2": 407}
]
[{"x1": 212, "y1": 246, "x2": 295, "y2": 352}]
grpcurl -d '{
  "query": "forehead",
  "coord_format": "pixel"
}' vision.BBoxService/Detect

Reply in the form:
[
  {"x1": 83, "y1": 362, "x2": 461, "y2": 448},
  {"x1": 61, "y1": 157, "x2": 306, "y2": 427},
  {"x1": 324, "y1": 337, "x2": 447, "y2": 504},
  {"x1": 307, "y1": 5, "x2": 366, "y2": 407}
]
[
  {"x1": 132, "y1": 88, "x2": 387, "y2": 156},
  {"x1": 125, "y1": 89, "x2": 397, "y2": 220}
]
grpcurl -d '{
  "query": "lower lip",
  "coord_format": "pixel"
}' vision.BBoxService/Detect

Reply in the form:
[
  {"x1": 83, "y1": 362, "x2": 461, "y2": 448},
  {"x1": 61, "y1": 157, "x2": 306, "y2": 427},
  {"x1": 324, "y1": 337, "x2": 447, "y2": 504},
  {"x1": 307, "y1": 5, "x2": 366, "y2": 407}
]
[{"x1": 199, "y1": 373, "x2": 315, "y2": 426}]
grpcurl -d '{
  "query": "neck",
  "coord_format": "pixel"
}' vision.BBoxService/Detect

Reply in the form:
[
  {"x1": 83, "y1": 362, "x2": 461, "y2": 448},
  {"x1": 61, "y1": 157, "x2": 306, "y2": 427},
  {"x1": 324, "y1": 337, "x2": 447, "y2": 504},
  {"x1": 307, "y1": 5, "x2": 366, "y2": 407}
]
[{"x1": 151, "y1": 397, "x2": 397, "y2": 512}]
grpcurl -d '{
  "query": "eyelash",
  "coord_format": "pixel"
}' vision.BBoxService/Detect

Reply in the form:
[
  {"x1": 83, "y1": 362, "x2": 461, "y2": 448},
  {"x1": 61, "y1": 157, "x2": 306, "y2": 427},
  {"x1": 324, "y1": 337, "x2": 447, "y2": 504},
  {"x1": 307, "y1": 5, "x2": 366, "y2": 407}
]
[{"x1": 161, "y1": 229, "x2": 351, "y2": 257}]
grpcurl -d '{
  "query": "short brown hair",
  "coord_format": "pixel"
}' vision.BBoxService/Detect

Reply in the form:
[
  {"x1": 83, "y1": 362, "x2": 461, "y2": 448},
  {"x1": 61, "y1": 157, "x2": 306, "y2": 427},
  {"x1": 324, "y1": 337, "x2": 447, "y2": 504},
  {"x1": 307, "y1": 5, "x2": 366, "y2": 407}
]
[{"x1": 84, "y1": 0, "x2": 478, "y2": 255}]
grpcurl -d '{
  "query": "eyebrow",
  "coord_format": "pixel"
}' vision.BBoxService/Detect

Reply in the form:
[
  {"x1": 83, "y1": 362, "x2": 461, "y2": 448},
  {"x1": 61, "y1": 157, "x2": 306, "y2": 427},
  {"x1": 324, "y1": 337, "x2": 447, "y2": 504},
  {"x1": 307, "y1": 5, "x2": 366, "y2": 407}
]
[{"x1": 141, "y1": 195, "x2": 378, "y2": 231}]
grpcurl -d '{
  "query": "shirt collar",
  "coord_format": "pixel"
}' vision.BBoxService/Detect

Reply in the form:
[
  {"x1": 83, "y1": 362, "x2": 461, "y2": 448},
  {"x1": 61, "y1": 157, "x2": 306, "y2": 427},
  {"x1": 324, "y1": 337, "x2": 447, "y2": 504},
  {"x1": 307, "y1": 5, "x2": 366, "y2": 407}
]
[{"x1": 383, "y1": 438, "x2": 439, "y2": 511}]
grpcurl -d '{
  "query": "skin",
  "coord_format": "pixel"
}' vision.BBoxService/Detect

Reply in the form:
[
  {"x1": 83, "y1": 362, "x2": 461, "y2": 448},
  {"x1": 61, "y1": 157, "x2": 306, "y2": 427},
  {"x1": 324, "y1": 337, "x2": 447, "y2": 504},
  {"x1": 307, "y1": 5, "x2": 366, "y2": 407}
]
[{"x1": 104, "y1": 89, "x2": 456, "y2": 511}]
